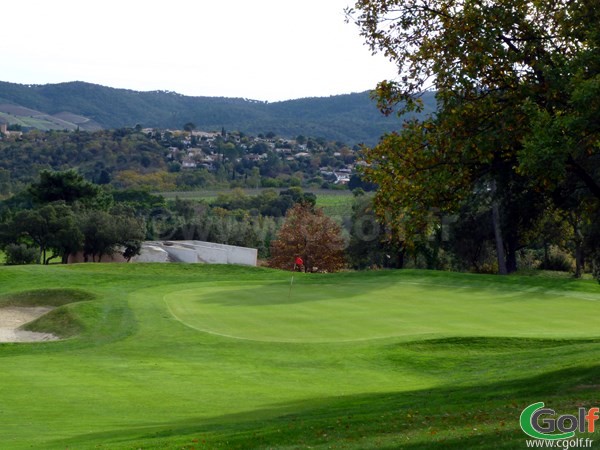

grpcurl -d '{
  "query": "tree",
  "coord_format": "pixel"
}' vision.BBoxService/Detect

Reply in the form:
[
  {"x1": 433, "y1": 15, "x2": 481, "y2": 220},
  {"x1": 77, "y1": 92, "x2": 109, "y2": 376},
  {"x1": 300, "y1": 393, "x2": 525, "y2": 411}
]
[
  {"x1": 0, "y1": 169, "x2": 11, "y2": 197},
  {"x1": 269, "y1": 203, "x2": 346, "y2": 273},
  {"x1": 29, "y1": 170, "x2": 101, "y2": 206},
  {"x1": 8, "y1": 203, "x2": 82, "y2": 264},
  {"x1": 4, "y1": 244, "x2": 39, "y2": 265},
  {"x1": 183, "y1": 122, "x2": 196, "y2": 133},
  {"x1": 346, "y1": 195, "x2": 405, "y2": 269},
  {"x1": 46, "y1": 205, "x2": 83, "y2": 264},
  {"x1": 79, "y1": 209, "x2": 145, "y2": 262},
  {"x1": 79, "y1": 210, "x2": 118, "y2": 262},
  {"x1": 348, "y1": 0, "x2": 599, "y2": 272}
]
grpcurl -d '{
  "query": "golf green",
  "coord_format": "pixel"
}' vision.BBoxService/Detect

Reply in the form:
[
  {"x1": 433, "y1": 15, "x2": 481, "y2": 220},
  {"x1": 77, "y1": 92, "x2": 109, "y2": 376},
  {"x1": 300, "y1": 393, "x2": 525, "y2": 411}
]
[
  {"x1": 1, "y1": 264, "x2": 600, "y2": 449},
  {"x1": 164, "y1": 279, "x2": 600, "y2": 342}
]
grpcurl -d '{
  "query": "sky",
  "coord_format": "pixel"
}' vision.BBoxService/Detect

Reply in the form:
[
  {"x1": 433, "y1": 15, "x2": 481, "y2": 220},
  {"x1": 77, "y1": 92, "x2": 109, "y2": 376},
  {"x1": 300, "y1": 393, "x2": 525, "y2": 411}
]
[{"x1": 0, "y1": 0, "x2": 397, "y2": 102}]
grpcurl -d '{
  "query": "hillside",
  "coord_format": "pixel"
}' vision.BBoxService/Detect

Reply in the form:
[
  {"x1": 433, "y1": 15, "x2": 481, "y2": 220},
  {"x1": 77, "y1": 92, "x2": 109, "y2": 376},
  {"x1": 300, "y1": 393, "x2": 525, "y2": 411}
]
[
  {"x1": 0, "y1": 103, "x2": 102, "y2": 132},
  {"x1": 0, "y1": 81, "x2": 436, "y2": 144}
]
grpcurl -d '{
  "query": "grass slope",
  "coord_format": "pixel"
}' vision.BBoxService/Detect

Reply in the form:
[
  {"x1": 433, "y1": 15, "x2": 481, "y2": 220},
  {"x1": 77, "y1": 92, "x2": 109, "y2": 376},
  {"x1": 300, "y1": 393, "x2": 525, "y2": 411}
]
[{"x1": 0, "y1": 265, "x2": 599, "y2": 449}]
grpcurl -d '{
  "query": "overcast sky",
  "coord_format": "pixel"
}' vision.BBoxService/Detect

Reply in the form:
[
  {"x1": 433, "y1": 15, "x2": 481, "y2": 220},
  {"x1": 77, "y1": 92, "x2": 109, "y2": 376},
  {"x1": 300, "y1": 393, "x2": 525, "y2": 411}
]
[{"x1": 0, "y1": 0, "x2": 397, "y2": 102}]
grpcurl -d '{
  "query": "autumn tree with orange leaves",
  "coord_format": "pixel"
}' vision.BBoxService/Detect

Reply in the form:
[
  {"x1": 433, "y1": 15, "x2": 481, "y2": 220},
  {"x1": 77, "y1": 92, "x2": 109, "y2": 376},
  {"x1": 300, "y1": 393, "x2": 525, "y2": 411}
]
[{"x1": 269, "y1": 203, "x2": 346, "y2": 273}]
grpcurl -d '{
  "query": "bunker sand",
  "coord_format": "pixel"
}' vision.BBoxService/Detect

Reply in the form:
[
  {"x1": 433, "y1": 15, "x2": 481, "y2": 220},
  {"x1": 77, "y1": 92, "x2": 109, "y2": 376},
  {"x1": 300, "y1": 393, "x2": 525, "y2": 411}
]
[{"x1": 0, "y1": 306, "x2": 58, "y2": 342}]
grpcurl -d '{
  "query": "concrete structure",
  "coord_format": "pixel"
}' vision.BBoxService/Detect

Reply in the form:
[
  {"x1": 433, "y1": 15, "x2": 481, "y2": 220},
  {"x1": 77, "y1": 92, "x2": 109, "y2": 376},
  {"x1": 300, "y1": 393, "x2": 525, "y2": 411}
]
[
  {"x1": 132, "y1": 240, "x2": 257, "y2": 266},
  {"x1": 131, "y1": 243, "x2": 170, "y2": 263},
  {"x1": 68, "y1": 241, "x2": 257, "y2": 266}
]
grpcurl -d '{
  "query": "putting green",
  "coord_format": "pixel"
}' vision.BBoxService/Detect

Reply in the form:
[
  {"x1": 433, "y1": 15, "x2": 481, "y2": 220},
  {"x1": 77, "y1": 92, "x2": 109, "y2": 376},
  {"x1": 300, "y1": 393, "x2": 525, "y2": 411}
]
[{"x1": 164, "y1": 279, "x2": 600, "y2": 342}]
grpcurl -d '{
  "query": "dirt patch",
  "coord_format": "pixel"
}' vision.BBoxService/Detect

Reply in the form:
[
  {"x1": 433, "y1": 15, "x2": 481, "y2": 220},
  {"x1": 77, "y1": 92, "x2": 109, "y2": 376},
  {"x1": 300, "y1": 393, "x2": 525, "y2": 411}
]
[{"x1": 0, "y1": 306, "x2": 59, "y2": 343}]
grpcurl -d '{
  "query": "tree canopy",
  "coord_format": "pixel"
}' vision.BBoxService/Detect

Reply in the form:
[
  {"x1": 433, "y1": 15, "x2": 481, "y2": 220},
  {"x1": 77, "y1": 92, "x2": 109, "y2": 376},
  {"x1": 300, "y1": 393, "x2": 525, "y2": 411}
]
[
  {"x1": 348, "y1": 0, "x2": 600, "y2": 274},
  {"x1": 269, "y1": 203, "x2": 346, "y2": 273}
]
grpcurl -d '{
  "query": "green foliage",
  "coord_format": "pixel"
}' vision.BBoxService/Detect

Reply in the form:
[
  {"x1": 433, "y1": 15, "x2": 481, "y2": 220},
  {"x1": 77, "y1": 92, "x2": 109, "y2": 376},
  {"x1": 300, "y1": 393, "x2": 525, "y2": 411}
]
[
  {"x1": 210, "y1": 187, "x2": 315, "y2": 218},
  {"x1": 8, "y1": 203, "x2": 81, "y2": 264},
  {"x1": 346, "y1": 195, "x2": 404, "y2": 269},
  {"x1": 350, "y1": 0, "x2": 600, "y2": 274},
  {"x1": 111, "y1": 189, "x2": 166, "y2": 212},
  {"x1": 538, "y1": 246, "x2": 575, "y2": 272},
  {"x1": 28, "y1": 169, "x2": 101, "y2": 205},
  {"x1": 3, "y1": 243, "x2": 39, "y2": 265},
  {"x1": 79, "y1": 209, "x2": 145, "y2": 262},
  {"x1": 0, "y1": 128, "x2": 168, "y2": 188},
  {"x1": 0, "y1": 173, "x2": 148, "y2": 264}
]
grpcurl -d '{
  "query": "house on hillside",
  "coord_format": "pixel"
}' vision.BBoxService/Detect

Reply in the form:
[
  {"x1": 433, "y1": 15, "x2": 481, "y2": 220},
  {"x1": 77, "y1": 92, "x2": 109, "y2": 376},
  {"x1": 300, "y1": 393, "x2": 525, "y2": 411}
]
[
  {"x1": 334, "y1": 172, "x2": 351, "y2": 184},
  {"x1": 0, "y1": 118, "x2": 7, "y2": 134}
]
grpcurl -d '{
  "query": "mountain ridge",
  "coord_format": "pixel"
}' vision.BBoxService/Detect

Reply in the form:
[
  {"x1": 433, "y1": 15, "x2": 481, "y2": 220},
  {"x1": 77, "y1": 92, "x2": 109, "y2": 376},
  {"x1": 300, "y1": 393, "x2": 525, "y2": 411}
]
[{"x1": 0, "y1": 81, "x2": 436, "y2": 144}]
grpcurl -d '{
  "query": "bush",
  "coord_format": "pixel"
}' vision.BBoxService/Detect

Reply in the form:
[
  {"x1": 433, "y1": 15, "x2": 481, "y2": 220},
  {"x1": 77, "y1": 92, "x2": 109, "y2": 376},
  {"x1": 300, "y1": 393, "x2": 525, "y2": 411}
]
[
  {"x1": 539, "y1": 246, "x2": 574, "y2": 272},
  {"x1": 4, "y1": 244, "x2": 40, "y2": 265}
]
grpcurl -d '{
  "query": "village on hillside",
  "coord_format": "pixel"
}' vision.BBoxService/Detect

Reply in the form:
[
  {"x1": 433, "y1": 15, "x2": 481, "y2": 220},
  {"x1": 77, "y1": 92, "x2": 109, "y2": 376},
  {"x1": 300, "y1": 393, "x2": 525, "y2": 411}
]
[{"x1": 148, "y1": 127, "x2": 363, "y2": 187}]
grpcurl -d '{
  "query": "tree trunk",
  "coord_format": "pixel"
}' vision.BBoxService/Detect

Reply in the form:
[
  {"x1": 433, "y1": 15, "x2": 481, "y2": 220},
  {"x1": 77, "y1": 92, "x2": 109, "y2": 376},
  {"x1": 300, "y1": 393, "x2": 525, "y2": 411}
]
[
  {"x1": 397, "y1": 248, "x2": 405, "y2": 269},
  {"x1": 505, "y1": 236, "x2": 519, "y2": 274},
  {"x1": 575, "y1": 245, "x2": 583, "y2": 278},
  {"x1": 492, "y1": 201, "x2": 508, "y2": 275},
  {"x1": 569, "y1": 212, "x2": 584, "y2": 279},
  {"x1": 574, "y1": 221, "x2": 584, "y2": 279}
]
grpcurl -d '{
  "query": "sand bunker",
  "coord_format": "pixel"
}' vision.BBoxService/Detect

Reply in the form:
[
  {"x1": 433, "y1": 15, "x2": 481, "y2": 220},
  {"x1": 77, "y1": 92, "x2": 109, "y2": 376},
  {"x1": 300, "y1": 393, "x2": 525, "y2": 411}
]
[{"x1": 0, "y1": 306, "x2": 59, "y2": 342}]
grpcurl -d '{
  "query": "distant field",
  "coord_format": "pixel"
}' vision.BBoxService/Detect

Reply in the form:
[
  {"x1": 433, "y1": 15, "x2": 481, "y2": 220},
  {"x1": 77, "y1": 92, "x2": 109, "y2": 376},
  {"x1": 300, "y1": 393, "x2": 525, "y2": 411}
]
[
  {"x1": 1, "y1": 264, "x2": 600, "y2": 449},
  {"x1": 159, "y1": 188, "x2": 356, "y2": 218},
  {"x1": 0, "y1": 111, "x2": 78, "y2": 131}
]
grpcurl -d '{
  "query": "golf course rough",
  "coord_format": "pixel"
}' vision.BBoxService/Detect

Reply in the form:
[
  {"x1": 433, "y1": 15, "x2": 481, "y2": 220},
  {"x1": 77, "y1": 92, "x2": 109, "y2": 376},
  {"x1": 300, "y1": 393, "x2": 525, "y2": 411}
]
[{"x1": 1, "y1": 264, "x2": 599, "y2": 449}]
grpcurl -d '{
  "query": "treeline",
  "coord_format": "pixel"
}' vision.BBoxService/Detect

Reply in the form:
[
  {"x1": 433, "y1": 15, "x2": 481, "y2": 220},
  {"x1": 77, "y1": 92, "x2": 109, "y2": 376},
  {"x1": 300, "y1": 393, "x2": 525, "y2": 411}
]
[
  {"x1": 2, "y1": 169, "x2": 597, "y2": 282},
  {"x1": 0, "y1": 171, "x2": 318, "y2": 264},
  {"x1": 0, "y1": 171, "x2": 145, "y2": 264}
]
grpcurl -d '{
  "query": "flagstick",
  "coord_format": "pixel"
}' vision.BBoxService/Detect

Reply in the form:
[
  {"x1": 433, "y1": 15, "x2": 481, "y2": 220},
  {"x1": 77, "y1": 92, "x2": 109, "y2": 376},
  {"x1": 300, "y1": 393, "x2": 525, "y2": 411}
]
[{"x1": 288, "y1": 263, "x2": 296, "y2": 299}]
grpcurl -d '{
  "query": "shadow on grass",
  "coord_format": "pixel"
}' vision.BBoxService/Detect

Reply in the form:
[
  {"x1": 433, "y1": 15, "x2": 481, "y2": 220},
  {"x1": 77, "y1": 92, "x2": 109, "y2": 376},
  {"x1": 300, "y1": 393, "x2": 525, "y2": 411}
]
[
  {"x1": 172, "y1": 271, "x2": 600, "y2": 308},
  {"x1": 0, "y1": 288, "x2": 95, "y2": 308},
  {"x1": 49, "y1": 363, "x2": 600, "y2": 449},
  {"x1": 182, "y1": 280, "x2": 526, "y2": 308}
]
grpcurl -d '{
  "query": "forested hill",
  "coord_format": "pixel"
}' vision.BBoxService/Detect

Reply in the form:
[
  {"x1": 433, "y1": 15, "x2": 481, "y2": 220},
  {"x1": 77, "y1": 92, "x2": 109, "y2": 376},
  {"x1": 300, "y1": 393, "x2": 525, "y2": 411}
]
[{"x1": 0, "y1": 81, "x2": 436, "y2": 144}]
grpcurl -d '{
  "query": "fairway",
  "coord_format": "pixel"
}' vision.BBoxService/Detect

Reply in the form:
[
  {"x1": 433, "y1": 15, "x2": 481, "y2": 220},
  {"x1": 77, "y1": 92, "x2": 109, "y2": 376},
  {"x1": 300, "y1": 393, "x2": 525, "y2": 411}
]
[
  {"x1": 1, "y1": 264, "x2": 600, "y2": 449},
  {"x1": 165, "y1": 280, "x2": 600, "y2": 342}
]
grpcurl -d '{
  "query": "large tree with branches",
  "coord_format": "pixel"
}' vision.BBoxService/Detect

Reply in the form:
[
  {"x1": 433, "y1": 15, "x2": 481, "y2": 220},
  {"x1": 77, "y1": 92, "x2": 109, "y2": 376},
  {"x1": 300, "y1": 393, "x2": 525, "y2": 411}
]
[
  {"x1": 347, "y1": 0, "x2": 599, "y2": 273},
  {"x1": 269, "y1": 203, "x2": 346, "y2": 273}
]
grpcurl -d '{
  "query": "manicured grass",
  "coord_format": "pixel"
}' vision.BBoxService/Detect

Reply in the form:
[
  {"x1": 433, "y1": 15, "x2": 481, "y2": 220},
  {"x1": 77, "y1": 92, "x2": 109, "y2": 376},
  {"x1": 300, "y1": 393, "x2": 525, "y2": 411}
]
[
  {"x1": 165, "y1": 278, "x2": 600, "y2": 342},
  {"x1": 0, "y1": 265, "x2": 599, "y2": 449}
]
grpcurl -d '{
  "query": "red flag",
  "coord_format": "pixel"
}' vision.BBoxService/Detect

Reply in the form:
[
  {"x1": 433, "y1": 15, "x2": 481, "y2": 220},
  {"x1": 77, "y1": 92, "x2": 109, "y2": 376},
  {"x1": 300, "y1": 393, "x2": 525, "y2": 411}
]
[{"x1": 295, "y1": 256, "x2": 303, "y2": 266}]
